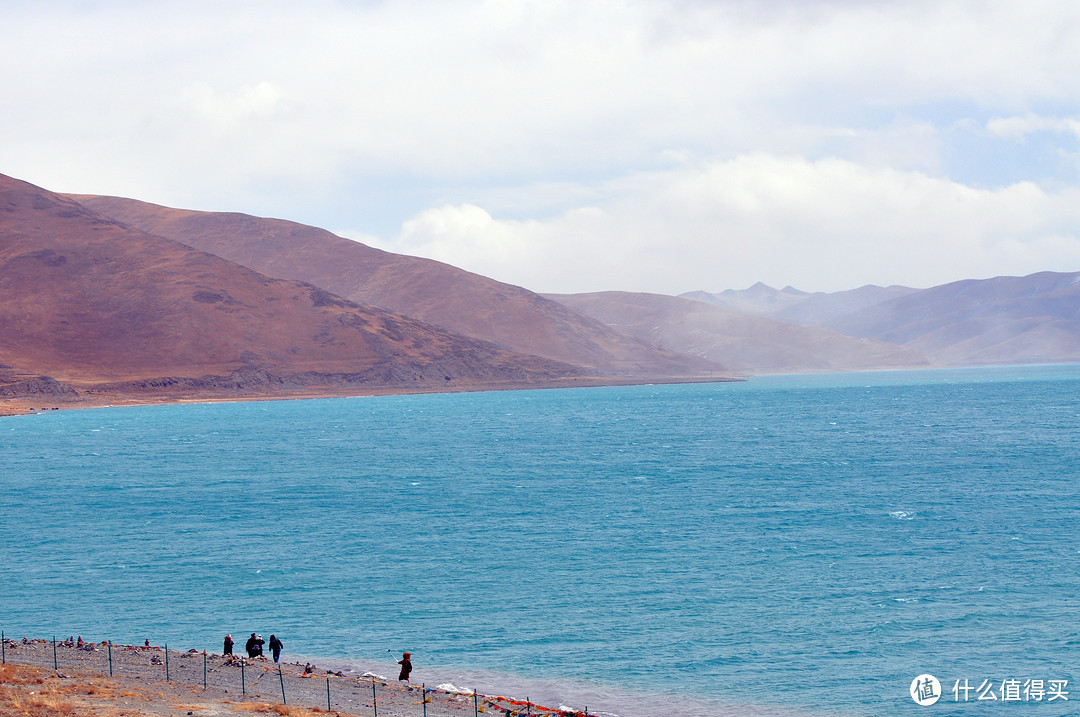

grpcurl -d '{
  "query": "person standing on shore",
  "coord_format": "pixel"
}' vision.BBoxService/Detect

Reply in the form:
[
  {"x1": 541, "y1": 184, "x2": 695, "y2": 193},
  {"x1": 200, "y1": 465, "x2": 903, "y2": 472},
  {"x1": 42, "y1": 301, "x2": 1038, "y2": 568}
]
[
  {"x1": 223, "y1": 634, "x2": 234, "y2": 655},
  {"x1": 268, "y1": 635, "x2": 283, "y2": 663},
  {"x1": 245, "y1": 633, "x2": 260, "y2": 658},
  {"x1": 397, "y1": 652, "x2": 412, "y2": 681}
]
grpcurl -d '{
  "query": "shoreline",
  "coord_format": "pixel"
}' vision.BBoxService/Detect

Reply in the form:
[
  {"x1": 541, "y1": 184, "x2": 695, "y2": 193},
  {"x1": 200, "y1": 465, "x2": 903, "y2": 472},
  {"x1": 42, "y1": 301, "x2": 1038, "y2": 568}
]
[{"x1": 0, "y1": 374, "x2": 745, "y2": 418}]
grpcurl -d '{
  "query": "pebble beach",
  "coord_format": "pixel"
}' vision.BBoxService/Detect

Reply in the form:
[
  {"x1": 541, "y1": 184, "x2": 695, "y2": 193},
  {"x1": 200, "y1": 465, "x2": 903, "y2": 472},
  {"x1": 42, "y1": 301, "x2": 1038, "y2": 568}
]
[{"x1": 1, "y1": 638, "x2": 587, "y2": 717}]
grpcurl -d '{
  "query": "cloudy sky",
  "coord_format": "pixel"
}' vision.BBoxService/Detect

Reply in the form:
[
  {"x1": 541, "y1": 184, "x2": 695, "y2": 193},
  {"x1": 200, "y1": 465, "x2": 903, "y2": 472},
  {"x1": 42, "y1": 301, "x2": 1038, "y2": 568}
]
[{"x1": 3, "y1": 0, "x2": 1080, "y2": 294}]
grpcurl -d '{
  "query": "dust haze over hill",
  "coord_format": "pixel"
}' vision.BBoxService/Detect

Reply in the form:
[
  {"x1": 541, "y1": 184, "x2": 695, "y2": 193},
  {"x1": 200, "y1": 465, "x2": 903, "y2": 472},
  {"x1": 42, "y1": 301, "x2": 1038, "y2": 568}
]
[{"x1": 545, "y1": 291, "x2": 933, "y2": 374}]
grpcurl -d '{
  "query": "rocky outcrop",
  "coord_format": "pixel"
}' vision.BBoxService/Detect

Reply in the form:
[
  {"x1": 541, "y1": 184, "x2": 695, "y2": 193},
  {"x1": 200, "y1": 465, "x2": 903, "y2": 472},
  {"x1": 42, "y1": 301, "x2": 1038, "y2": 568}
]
[{"x1": 0, "y1": 367, "x2": 79, "y2": 399}]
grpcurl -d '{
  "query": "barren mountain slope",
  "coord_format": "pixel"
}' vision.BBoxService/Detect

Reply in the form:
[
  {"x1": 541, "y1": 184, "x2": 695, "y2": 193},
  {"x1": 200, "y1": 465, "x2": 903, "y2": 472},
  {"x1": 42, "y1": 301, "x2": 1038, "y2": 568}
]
[
  {"x1": 69, "y1": 194, "x2": 720, "y2": 377},
  {"x1": 1, "y1": 174, "x2": 582, "y2": 397}
]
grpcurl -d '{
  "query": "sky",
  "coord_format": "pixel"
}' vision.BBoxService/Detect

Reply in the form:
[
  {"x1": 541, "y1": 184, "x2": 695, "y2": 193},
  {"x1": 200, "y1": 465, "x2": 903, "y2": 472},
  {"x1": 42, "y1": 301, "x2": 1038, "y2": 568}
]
[{"x1": 3, "y1": 0, "x2": 1080, "y2": 295}]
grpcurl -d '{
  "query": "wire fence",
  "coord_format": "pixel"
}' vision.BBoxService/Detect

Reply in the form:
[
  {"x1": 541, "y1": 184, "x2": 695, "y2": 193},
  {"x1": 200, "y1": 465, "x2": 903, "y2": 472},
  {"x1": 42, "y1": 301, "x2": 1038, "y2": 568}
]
[{"x1": 1, "y1": 632, "x2": 589, "y2": 717}]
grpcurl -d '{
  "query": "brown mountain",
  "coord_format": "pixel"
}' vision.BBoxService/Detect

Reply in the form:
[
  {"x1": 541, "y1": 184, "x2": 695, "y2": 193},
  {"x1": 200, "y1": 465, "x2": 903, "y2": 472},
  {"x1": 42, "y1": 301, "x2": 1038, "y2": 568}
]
[
  {"x1": 822, "y1": 271, "x2": 1080, "y2": 365},
  {"x1": 68, "y1": 194, "x2": 719, "y2": 377},
  {"x1": 546, "y1": 291, "x2": 933, "y2": 374},
  {"x1": 1, "y1": 173, "x2": 591, "y2": 405}
]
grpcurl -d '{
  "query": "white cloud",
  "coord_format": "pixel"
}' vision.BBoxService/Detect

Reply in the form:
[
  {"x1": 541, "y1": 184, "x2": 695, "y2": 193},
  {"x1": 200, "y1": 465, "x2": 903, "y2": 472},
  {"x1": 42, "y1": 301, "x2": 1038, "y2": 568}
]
[
  {"x1": 176, "y1": 82, "x2": 286, "y2": 129},
  {"x1": 6, "y1": 1, "x2": 1080, "y2": 177},
  {"x1": 987, "y1": 114, "x2": 1080, "y2": 140},
  {"x1": 2, "y1": 0, "x2": 1080, "y2": 291},
  {"x1": 396, "y1": 204, "x2": 534, "y2": 268},
  {"x1": 374, "y1": 155, "x2": 1080, "y2": 294}
]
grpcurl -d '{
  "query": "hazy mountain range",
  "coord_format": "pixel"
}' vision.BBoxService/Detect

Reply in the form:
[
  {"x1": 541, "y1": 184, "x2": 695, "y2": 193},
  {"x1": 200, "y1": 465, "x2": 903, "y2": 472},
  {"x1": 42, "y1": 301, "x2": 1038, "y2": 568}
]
[
  {"x1": 676, "y1": 273, "x2": 1080, "y2": 367},
  {"x1": 543, "y1": 291, "x2": 932, "y2": 374},
  {"x1": 1, "y1": 172, "x2": 1077, "y2": 407}
]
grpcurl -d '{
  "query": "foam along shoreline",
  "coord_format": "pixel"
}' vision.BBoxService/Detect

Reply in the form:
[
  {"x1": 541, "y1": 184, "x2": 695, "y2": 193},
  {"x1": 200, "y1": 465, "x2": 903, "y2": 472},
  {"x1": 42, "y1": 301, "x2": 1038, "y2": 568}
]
[{"x1": 1, "y1": 637, "x2": 800, "y2": 717}]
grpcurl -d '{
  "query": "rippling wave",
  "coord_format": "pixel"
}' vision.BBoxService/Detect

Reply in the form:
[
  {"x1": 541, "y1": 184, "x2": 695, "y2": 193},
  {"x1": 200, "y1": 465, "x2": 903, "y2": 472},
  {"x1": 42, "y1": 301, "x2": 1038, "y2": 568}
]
[{"x1": 2, "y1": 364, "x2": 1079, "y2": 716}]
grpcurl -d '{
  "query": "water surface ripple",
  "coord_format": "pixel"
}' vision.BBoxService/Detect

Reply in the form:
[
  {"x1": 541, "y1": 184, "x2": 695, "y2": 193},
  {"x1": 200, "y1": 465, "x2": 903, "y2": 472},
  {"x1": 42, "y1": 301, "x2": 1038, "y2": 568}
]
[{"x1": 3, "y1": 365, "x2": 1079, "y2": 716}]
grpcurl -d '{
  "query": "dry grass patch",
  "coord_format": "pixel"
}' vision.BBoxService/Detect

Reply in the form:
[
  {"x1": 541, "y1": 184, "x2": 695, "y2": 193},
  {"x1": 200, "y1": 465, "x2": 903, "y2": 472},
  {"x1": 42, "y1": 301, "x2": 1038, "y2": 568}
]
[
  {"x1": 0, "y1": 662, "x2": 152, "y2": 717},
  {"x1": 1, "y1": 680, "x2": 87, "y2": 716},
  {"x1": 1, "y1": 664, "x2": 84, "y2": 716},
  {"x1": 0, "y1": 663, "x2": 47, "y2": 685}
]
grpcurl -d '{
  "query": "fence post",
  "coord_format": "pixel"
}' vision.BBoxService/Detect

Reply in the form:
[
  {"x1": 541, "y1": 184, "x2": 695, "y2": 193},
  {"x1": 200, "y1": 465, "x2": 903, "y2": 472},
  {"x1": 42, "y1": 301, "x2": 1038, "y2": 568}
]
[
  {"x1": 2, "y1": 630, "x2": 5, "y2": 664},
  {"x1": 526, "y1": 697, "x2": 530, "y2": 716},
  {"x1": 241, "y1": 660, "x2": 246, "y2": 695},
  {"x1": 278, "y1": 665, "x2": 287, "y2": 705},
  {"x1": 52, "y1": 636, "x2": 58, "y2": 671},
  {"x1": 372, "y1": 677, "x2": 378, "y2": 717},
  {"x1": 165, "y1": 643, "x2": 169, "y2": 682},
  {"x1": 423, "y1": 683, "x2": 427, "y2": 717},
  {"x1": 108, "y1": 641, "x2": 113, "y2": 676},
  {"x1": 203, "y1": 652, "x2": 207, "y2": 690},
  {"x1": 474, "y1": 689, "x2": 478, "y2": 717},
  {"x1": 326, "y1": 674, "x2": 331, "y2": 712}
]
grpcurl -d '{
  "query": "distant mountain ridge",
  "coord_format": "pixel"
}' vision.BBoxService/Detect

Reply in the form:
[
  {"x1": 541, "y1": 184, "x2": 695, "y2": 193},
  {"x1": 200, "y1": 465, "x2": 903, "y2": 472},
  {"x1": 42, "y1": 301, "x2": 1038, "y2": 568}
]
[
  {"x1": 546, "y1": 291, "x2": 932, "y2": 373},
  {"x1": 681, "y1": 274, "x2": 1080, "y2": 366},
  {"x1": 822, "y1": 271, "x2": 1080, "y2": 365},
  {"x1": 682, "y1": 283, "x2": 919, "y2": 326}
]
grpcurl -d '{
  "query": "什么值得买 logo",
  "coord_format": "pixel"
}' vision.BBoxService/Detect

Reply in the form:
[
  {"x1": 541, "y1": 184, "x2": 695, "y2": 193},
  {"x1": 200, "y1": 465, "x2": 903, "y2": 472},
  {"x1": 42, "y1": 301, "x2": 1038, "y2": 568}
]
[{"x1": 910, "y1": 674, "x2": 1069, "y2": 705}]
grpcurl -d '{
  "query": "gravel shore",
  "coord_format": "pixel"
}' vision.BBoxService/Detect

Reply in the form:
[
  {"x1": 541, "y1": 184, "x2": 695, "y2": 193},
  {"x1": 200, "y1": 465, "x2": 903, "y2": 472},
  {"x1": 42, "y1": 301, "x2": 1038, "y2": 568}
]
[{"x1": 2, "y1": 637, "x2": 581, "y2": 717}]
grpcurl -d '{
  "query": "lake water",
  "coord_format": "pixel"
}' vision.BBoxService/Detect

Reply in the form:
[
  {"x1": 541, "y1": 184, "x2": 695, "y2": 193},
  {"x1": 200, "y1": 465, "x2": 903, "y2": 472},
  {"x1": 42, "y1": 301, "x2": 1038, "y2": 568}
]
[{"x1": 2, "y1": 365, "x2": 1079, "y2": 716}]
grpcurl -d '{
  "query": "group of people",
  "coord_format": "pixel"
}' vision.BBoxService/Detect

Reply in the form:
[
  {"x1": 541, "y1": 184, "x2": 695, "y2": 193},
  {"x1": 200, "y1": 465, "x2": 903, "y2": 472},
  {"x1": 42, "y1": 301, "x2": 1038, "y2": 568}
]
[
  {"x1": 62, "y1": 635, "x2": 97, "y2": 651},
  {"x1": 221, "y1": 633, "x2": 412, "y2": 681},
  {"x1": 222, "y1": 632, "x2": 284, "y2": 662},
  {"x1": 55, "y1": 633, "x2": 410, "y2": 680}
]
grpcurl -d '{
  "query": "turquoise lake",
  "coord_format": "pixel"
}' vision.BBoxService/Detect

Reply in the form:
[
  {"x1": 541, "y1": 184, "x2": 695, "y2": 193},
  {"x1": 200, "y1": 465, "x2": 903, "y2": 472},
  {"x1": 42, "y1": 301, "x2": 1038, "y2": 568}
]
[{"x1": 2, "y1": 364, "x2": 1079, "y2": 716}]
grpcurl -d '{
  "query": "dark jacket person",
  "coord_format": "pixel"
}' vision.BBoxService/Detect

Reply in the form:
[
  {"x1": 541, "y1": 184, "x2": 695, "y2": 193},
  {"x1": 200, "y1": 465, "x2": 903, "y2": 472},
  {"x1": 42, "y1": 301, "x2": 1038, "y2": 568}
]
[{"x1": 269, "y1": 635, "x2": 283, "y2": 663}]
